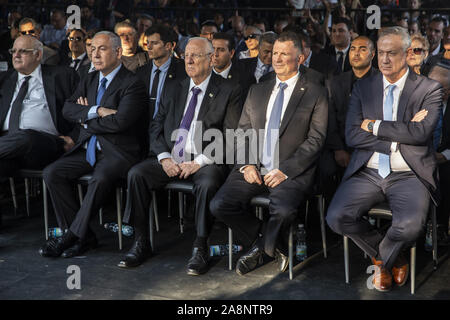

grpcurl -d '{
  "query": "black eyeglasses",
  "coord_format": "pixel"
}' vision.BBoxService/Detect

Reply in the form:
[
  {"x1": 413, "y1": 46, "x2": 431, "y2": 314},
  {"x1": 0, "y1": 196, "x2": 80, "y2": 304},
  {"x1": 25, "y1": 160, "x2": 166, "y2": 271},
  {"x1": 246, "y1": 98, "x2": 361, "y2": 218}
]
[
  {"x1": 244, "y1": 34, "x2": 259, "y2": 40},
  {"x1": 412, "y1": 47, "x2": 425, "y2": 55},
  {"x1": 68, "y1": 36, "x2": 84, "y2": 42},
  {"x1": 20, "y1": 30, "x2": 35, "y2": 35}
]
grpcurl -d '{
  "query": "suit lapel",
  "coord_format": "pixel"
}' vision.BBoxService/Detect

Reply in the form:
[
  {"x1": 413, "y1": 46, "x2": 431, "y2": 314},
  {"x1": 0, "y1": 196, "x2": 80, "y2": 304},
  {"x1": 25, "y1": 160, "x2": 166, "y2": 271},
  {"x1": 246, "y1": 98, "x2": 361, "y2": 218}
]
[
  {"x1": 279, "y1": 76, "x2": 307, "y2": 137},
  {"x1": 41, "y1": 66, "x2": 57, "y2": 126},
  {"x1": 372, "y1": 73, "x2": 384, "y2": 121},
  {"x1": 255, "y1": 79, "x2": 275, "y2": 131},
  {"x1": 88, "y1": 71, "x2": 99, "y2": 105},
  {"x1": 174, "y1": 78, "x2": 190, "y2": 127},
  {"x1": 397, "y1": 71, "x2": 418, "y2": 122},
  {"x1": 0, "y1": 71, "x2": 17, "y2": 125},
  {"x1": 197, "y1": 74, "x2": 220, "y2": 121},
  {"x1": 99, "y1": 66, "x2": 125, "y2": 106}
]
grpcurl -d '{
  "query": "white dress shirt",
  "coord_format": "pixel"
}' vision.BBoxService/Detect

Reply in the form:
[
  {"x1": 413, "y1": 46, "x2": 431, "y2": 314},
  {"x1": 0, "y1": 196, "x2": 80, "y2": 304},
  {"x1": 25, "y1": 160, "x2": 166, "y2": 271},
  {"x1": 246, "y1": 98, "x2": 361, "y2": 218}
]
[
  {"x1": 255, "y1": 57, "x2": 273, "y2": 83},
  {"x1": 213, "y1": 63, "x2": 232, "y2": 79},
  {"x1": 367, "y1": 68, "x2": 411, "y2": 171},
  {"x1": 158, "y1": 73, "x2": 213, "y2": 168},
  {"x1": 3, "y1": 65, "x2": 58, "y2": 135}
]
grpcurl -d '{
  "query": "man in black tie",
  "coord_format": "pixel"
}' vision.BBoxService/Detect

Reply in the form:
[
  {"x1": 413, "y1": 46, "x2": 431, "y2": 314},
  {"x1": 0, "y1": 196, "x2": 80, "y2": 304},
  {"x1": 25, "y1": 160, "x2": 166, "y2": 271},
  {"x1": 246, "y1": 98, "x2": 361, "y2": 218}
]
[
  {"x1": 118, "y1": 37, "x2": 242, "y2": 275},
  {"x1": 0, "y1": 35, "x2": 78, "y2": 226},
  {"x1": 65, "y1": 29, "x2": 90, "y2": 74},
  {"x1": 327, "y1": 27, "x2": 443, "y2": 292},
  {"x1": 323, "y1": 17, "x2": 353, "y2": 74},
  {"x1": 210, "y1": 32, "x2": 328, "y2": 276},
  {"x1": 39, "y1": 31, "x2": 148, "y2": 258}
]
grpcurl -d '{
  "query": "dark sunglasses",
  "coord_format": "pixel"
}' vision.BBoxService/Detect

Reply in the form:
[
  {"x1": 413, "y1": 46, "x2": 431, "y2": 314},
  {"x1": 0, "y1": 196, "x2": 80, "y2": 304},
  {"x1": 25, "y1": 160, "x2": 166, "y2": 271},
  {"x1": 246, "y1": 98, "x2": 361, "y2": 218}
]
[
  {"x1": 20, "y1": 29, "x2": 35, "y2": 35},
  {"x1": 412, "y1": 47, "x2": 425, "y2": 55},
  {"x1": 244, "y1": 34, "x2": 259, "y2": 40},
  {"x1": 68, "y1": 36, "x2": 84, "y2": 42}
]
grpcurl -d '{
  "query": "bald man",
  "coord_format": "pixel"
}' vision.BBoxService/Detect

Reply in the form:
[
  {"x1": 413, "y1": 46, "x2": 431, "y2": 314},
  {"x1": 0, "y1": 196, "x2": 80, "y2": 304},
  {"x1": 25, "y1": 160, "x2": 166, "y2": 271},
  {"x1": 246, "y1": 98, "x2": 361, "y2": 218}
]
[
  {"x1": 0, "y1": 35, "x2": 78, "y2": 226},
  {"x1": 119, "y1": 37, "x2": 242, "y2": 275}
]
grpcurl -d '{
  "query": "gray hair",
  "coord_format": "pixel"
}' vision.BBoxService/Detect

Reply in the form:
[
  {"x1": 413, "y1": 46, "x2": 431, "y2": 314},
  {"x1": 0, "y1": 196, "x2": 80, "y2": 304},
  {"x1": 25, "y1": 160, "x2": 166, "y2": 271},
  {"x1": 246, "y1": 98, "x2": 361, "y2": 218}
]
[
  {"x1": 19, "y1": 17, "x2": 41, "y2": 31},
  {"x1": 94, "y1": 31, "x2": 122, "y2": 50},
  {"x1": 378, "y1": 26, "x2": 411, "y2": 52},
  {"x1": 186, "y1": 37, "x2": 214, "y2": 54},
  {"x1": 259, "y1": 31, "x2": 278, "y2": 47}
]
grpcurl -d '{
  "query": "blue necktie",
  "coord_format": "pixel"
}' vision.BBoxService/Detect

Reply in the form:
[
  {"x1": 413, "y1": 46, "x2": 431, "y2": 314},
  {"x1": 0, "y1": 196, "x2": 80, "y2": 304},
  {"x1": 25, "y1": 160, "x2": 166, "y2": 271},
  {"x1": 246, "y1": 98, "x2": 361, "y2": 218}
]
[
  {"x1": 378, "y1": 84, "x2": 396, "y2": 178},
  {"x1": 262, "y1": 82, "x2": 288, "y2": 171},
  {"x1": 86, "y1": 77, "x2": 108, "y2": 166}
]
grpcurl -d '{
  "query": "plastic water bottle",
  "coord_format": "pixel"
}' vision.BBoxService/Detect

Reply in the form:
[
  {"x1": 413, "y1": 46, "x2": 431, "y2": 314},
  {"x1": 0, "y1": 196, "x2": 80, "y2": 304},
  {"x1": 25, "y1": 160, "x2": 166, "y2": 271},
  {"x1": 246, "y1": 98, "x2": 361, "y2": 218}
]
[
  {"x1": 295, "y1": 224, "x2": 307, "y2": 262},
  {"x1": 104, "y1": 223, "x2": 134, "y2": 237},
  {"x1": 424, "y1": 220, "x2": 433, "y2": 252},
  {"x1": 209, "y1": 244, "x2": 243, "y2": 256},
  {"x1": 48, "y1": 227, "x2": 64, "y2": 238}
]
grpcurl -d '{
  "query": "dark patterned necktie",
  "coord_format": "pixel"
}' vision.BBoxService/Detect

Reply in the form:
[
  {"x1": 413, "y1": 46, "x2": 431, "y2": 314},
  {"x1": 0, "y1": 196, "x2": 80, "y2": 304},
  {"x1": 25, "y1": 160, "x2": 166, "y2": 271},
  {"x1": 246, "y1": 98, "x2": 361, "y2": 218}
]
[{"x1": 9, "y1": 76, "x2": 31, "y2": 132}]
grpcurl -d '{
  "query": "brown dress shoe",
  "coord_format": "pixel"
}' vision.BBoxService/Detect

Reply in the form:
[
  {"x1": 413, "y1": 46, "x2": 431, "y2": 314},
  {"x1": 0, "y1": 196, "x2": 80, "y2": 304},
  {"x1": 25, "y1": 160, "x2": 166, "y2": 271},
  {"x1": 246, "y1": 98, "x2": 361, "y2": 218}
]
[
  {"x1": 371, "y1": 257, "x2": 392, "y2": 292},
  {"x1": 392, "y1": 253, "x2": 409, "y2": 287}
]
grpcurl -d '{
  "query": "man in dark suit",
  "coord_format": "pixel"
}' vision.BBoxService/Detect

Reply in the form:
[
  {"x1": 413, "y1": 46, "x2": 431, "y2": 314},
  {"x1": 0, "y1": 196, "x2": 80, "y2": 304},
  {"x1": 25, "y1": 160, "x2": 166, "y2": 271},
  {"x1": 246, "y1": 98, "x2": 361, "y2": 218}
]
[
  {"x1": 429, "y1": 63, "x2": 450, "y2": 246},
  {"x1": 323, "y1": 17, "x2": 353, "y2": 74},
  {"x1": 321, "y1": 36, "x2": 378, "y2": 197},
  {"x1": 61, "y1": 29, "x2": 91, "y2": 75},
  {"x1": 39, "y1": 31, "x2": 148, "y2": 258},
  {"x1": 210, "y1": 32, "x2": 328, "y2": 276},
  {"x1": 0, "y1": 35, "x2": 78, "y2": 226},
  {"x1": 327, "y1": 27, "x2": 443, "y2": 292},
  {"x1": 135, "y1": 24, "x2": 187, "y2": 155},
  {"x1": 119, "y1": 37, "x2": 242, "y2": 275}
]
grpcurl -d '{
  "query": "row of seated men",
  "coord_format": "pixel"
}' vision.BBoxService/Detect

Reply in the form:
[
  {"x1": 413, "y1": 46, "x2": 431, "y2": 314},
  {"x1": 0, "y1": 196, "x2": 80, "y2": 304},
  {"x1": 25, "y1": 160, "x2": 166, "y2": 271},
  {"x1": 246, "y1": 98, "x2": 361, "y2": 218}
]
[{"x1": 0, "y1": 24, "x2": 448, "y2": 293}]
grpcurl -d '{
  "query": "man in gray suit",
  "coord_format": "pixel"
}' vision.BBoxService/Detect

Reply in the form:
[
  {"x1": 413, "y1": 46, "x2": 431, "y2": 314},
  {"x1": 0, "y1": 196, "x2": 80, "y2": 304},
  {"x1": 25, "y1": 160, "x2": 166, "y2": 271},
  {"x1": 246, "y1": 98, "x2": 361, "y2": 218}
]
[{"x1": 327, "y1": 27, "x2": 443, "y2": 292}]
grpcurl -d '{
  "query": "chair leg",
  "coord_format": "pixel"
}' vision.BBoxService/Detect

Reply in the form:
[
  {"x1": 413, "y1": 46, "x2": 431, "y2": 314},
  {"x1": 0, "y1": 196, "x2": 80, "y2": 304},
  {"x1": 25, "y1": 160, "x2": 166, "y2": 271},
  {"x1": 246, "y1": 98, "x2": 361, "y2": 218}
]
[
  {"x1": 167, "y1": 190, "x2": 171, "y2": 218},
  {"x1": 43, "y1": 180, "x2": 49, "y2": 241},
  {"x1": 410, "y1": 244, "x2": 416, "y2": 295},
  {"x1": 9, "y1": 178, "x2": 18, "y2": 214},
  {"x1": 318, "y1": 195, "x2": 327, "y2": 258},
  {"x1": 431, "y1": 205, "x2": 438, "y2": 270},
  {"x1": 99, "y1": 208, "x2": 103, "y2": 225},
  {"x1": 149, "y1": 201, "x2": 155, "y2": 252},
  {"x1": 305, "y1": 200, "x2": 309, "y2": 228},
  {"x1": 77, "y1": 184, "x2": 83, "y2": 206},
  {"x1": 116, "y1": 188, "x2": 122, "y2": 250},
  {"x1": 228, "y1": 228, "x2": 233, "y2": 271},
  {"x1": 344, "y1": 236, "x2": 350, "y2": 284},
  {"x1": 152, "y1": 191, "x2": 160, "y2": 232},
  {"x1": 25, "y1": 178, "x2": 30, "y2": 217},
  {"x1": 289, "y1": 224, "x2": 294, "y2": 280},
  {"x1": 178, "y1": 192, "x2": 184, "y2": 234}
]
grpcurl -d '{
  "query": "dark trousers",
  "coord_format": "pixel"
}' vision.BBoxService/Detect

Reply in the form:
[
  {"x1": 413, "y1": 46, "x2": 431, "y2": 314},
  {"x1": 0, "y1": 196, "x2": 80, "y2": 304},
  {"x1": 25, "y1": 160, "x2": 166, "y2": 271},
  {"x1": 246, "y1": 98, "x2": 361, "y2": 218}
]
[
  {"x1": 43, "y1": 148, "x2": 132, "y2": 239},
  {"x1": 210, "y1": 169, "x2": 306, "y2": 258},
  {"x1": 0, "y1": 129, "x2": 64, "y2": 177},
  {"x1": 326, "y1": 167, "x2": 430, "y2": 270},
  {"x1": 123, "y1": 157, "x2": 227, "y2": 241},
  {"x1": 438, "y1": 161, "x2": 450, "y2": 228}
]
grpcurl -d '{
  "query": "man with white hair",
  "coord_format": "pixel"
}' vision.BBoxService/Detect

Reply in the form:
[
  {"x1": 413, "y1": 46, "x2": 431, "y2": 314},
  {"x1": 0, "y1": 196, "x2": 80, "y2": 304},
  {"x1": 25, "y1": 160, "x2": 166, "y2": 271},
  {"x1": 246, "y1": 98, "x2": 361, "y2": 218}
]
[
  {"x1": 0, "y1": 35, "x2": 78, "y2": 227},
  {"x1": 39, "y1": 31, "x2": 148, "y2": 259},
  {"x1": 327, "y1": 27, "x2": 444, "y2": 292},
  {"x1": 118, "y1": 37, "x2": 242, "y2": 275}
]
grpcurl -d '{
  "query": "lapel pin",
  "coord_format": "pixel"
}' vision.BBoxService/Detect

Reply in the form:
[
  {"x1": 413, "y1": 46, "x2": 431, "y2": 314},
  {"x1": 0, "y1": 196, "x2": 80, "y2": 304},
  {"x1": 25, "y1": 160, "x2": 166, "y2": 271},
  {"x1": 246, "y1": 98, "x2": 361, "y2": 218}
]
[
  {"x1": 209, "y1": 93, "x2": 214, "y2": 98},
  {"x1": 300, "y1": 88, "x2": 305, "y2": 91},
  {"x1": 228, "y1": 75, "x2": 232, "y2": 79},
  {"x1": 168, "y1": 74, "x2": 173, "y2": 79}
]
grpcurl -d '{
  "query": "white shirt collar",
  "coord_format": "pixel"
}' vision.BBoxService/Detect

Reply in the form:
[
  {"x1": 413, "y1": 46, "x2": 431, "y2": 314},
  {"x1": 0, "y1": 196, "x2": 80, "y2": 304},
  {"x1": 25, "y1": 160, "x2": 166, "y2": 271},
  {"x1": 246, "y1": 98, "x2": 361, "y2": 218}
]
[
  {"x1": 213, "y1": 62, "x2": 232, "y2": 79},
  {"x1": 336, "y1": 44, "x2": 350, "y2": 55},
  {"x1": 275, "y1": 72, "x2": 299, "y2": 88},
  {"x1": 189, "y1": 72, "x2": 212, "y2": 93},
  {"x1": 99, "y1": 63, "x2": 122, "y2": 86},
  {"x1": 18, "y1": 64, "x2": 42, "y2": 85},
  {"x1": 431, "y1": 43, "x2": 441, "y2": 56},
  {"x1": 73, "y1": 52, "x2": 86, "y2": 61},
  {"x1": 382, "y1": 67, "x2": 409, "y2": 92}
]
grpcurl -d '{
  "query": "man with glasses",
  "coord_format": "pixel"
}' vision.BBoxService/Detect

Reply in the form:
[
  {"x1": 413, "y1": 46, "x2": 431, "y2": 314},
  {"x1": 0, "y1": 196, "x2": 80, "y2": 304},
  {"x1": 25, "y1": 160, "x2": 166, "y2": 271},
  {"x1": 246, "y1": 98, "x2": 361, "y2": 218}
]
[
  {"x1": 0, "y1": 35, "x2": 78, "y2": 228},
  {"x1": 63, "y1": 29, "x2": 90, "y2": 73},
  {"x1": 118, "y1": 37, "x2": 242, "y2": 275},
  {"x1": 18, "y1": 18, "x2": 59, "y2": 66},
  {"x1": 114, "y1": 20, "x2": 149, "y2": 72}
]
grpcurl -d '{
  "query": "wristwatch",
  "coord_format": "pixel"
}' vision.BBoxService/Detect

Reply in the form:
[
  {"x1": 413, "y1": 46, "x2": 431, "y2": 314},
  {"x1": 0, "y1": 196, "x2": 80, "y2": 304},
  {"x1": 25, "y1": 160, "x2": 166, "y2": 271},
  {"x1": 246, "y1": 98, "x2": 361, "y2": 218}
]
[{"x1": 367, "y1": 121, "x2": 374, "y2": 132}]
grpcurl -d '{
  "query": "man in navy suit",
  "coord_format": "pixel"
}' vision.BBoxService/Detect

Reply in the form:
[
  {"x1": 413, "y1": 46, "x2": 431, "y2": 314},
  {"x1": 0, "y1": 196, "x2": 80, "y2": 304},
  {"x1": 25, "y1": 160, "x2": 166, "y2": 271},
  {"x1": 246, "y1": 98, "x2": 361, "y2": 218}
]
[{"x1": 327, "y1": 27, "x2": 443, "y2": 292}]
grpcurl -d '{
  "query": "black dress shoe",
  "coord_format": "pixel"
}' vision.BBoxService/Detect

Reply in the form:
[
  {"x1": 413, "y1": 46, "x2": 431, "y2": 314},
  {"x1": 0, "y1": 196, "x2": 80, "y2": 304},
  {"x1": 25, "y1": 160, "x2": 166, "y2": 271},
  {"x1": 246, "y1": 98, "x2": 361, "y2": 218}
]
[
  {"x1": 235, "y1": 244, "x2": 265, "y2": 276},
  {"x1": 275, "y1": 248, "x2": 289, "y2": 273},
  {"x1": 186, "y1": 247, "x2": 209, "y2": 276},
  {"x1": 39, "y1": 231, "x2": 78, "y2": 258},
  {"x1": 118, "y1": 238, "x2": 152, "y2": 268},
  {"x1": 62, "y1": 235, "x2": 98, "y2": 258}
]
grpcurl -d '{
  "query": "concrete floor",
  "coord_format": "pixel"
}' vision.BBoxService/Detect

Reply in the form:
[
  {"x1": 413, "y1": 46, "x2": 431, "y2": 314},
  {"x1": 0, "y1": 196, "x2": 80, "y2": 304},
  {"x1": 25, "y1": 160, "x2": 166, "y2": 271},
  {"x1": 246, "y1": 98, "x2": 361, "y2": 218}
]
[{"x1": 0, "y1": 188, "x2": 449, "y2": 300}]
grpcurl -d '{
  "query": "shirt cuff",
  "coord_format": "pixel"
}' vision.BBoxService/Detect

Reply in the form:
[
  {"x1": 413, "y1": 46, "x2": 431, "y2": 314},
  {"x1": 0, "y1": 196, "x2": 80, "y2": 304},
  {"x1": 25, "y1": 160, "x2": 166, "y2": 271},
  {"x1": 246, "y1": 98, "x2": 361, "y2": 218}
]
[
  {"x1": 239, "y1": 165, "x2": 251, "y2": 173},
  {"x1": 194, "y1": 154, "x2": 214, "y2": 168},
  {"x1": 442, "y1": 149, "x2": 450, "y2": 161},
  {"x1": 157, "y1": 152, "x2": 172, "y2": 163},
  {"x1": 373, "y1": 120, "x2": 382, "y2": 136},
  {"x1": 87, "y1": 105, "x2": 99, "y2": 120}
]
